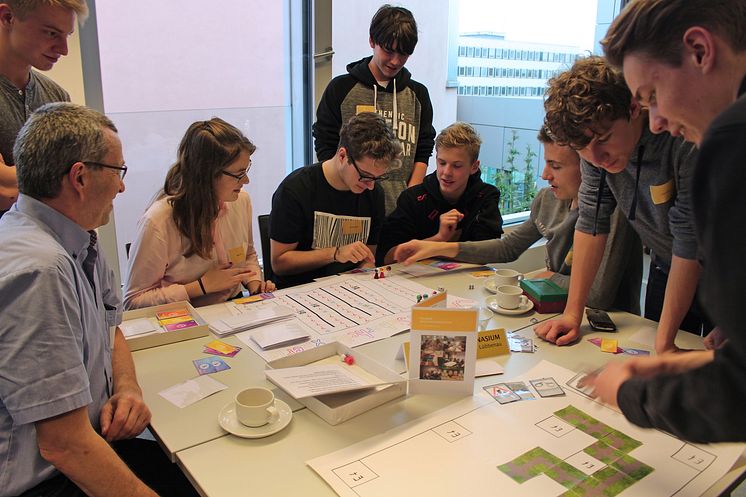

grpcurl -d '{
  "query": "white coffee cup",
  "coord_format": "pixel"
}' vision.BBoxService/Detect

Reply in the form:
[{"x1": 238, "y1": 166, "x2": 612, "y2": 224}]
[
  {"x1": 496, "y1": 285, "x2": 528, "y2": 310},
  {"x1": 235, "y1": 387, "x2": 279, "y2": 427},
  {"x1": 494, "y1": 268, "x2": 524, "y2": 287}
]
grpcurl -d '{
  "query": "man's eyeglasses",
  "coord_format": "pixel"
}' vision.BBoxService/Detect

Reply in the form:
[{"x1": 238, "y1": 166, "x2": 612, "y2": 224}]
[
  {"x1": 222, "y1": 163, "x2": 252, "y2": 181},
  {"x1": 84, "y1": 161, "x2": 127, "y2": 180},
  {"x1": 350, "y1": 158, "x2": 388, "y2": 184}
]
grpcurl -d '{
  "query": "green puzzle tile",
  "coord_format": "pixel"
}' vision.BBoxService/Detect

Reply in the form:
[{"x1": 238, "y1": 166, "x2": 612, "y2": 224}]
[
  {"x1": 584, "y1": 440, "x2": 624, "y2": 464},
  {"x1": 554, "y1": 406, "x2": 614, "y2": 439},
  {"x1": 545, "y1": 461, "x2": 587, "y2": 489},
  {"x1": 601, "y1": 429, "x2": 642, "y2": 453},
  {"x1": 611, "y1": 454, "x2": 654, "y2": 481},
  {"x1": 498, "y1": 447, "x2": 562, "y2": 483}
]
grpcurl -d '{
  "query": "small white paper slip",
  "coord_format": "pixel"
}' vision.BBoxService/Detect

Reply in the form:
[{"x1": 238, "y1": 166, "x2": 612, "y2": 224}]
[
  {"x1": 120, "y1": 318, "x2": 159, "y2": 338},
  {"x1": 250, "y1": 320, "x2": 310, "y2": 350},
  {"x1": 158, "y1": 376, "x2": 228, "y2": 408},
  {"x1": 210, "y1": 305, "x2": 294, "y2": 336},
  {"x1": 265, "y1": 364, "x2": 397, "y2": 399},
  {"x1": 475, "y1": 359, "x2": 504, "y2": 377}
]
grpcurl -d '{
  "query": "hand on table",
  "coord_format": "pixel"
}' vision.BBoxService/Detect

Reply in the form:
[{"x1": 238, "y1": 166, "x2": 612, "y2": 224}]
[
  {"x1": 393, "y1": 239, "x2": 441, "y2": 265},
  {"x1": 533, "y1": 314, "x2": 581, "y2": 346},
  {"x1": 247, "y1": 279, "x2": 276, "y2": 295},
  {"x1": 100, "y1": 386, "x2": 151, "y2": 442},
  {"x1": 335, "y1": 241, "x2": 374, "y2": 265}
]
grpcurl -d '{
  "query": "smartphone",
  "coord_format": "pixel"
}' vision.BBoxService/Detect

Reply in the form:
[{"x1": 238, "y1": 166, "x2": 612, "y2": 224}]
[{"x1": 586, "y1": 308, "x2": 617, "y2": 331}]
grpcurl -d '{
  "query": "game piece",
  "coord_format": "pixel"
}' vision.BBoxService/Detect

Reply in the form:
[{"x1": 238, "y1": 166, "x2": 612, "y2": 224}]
[
  {"x1": 374, "y1": 268, "x2": 379, "y2": 279},
  {"x1": 416, "y1": 294, "x2": 422, "y2": 303},
  {"x1": 380, "y1": 268, "x2": 385, "y2": 278}
]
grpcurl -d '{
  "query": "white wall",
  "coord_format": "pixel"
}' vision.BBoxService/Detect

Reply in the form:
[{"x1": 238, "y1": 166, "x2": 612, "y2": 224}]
[
  {"x1": 331, "y1": 0, "x2": 458, "y2": 171},
  {"x1": 93, "y1": 0, "x2": 293, "y2": 280}
]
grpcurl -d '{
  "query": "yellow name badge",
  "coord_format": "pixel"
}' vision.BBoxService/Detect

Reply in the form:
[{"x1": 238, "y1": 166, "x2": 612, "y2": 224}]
[
  {"x1": 649, "y1": 179, "x2": 675, "y2": 205},
  {"x1": 227, "y1": 246, "x2": 246, "y2": 266},
  {"x1": 476, "y1": 328, "x2": 509, "y2": 358},
  {"x1": 341, "y1": 219, "x2": 364, "y2": 235},
  {"x1": 356, "y1": 105, "x2": 376, "y2": 114}
]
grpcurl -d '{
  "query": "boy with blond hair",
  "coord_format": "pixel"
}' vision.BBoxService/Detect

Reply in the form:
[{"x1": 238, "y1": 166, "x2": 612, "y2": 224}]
[
  {"x1": 0, "y1": 0, "x2": 87, "y2": 212},
  {"x1": 377, "y1": 122, "x2": 502, "y2": 264}
]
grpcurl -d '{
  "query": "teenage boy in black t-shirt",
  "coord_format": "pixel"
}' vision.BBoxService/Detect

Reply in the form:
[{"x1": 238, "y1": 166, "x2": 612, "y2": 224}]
[{"x1": 270, "y1": 112, "x2": 402, "y2": 288}]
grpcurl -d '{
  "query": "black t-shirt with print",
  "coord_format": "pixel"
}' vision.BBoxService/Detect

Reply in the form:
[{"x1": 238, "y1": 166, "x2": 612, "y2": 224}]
[{"x1": 269, "y1": 163, "x2": 385, "y2": 288}]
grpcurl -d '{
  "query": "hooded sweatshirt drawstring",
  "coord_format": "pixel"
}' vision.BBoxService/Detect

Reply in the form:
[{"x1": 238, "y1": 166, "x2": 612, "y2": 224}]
[
  {"x1": 393, "y1": 78, "x2": 398, "y2": 132},
  {"x1": 372, "y1": 80, "x2": 399, "y2": 133}
]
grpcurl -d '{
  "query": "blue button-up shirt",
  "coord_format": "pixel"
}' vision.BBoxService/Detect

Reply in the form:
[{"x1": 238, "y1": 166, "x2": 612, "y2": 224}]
[{"x1": 0, "y1": 194, "x2": 122, "y2": 495}]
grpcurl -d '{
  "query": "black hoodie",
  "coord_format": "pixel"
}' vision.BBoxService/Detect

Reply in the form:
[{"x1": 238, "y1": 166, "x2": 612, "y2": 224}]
[
  {"x1": 375, "y1": 170, "x2": 503, "y2": 264},
  {"x1": 313, "y1": 56, "x2": 436, "y2": 214}
]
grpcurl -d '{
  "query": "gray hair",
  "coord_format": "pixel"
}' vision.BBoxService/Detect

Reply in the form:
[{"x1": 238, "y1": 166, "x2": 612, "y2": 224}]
[{"x1": 15, "y1": 102, "x2": 117, "y2": 199}]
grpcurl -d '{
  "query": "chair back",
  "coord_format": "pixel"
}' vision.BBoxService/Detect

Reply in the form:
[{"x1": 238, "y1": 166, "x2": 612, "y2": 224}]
[{"x1": 257, "y1": 214, "x2": 273, "y2": 282}]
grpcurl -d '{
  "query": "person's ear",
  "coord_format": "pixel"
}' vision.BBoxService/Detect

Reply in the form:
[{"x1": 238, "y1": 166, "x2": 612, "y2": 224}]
[
  {"x1": 66, "y1": 161, "x2": 87, "y2": 196},
  {"x1": 471, "y1": 159, "x2": 480, "y2": 173},
  {"x1": 683, "y1": 26, "x2": 715, "y2": 73},
  {"x1": 369, "y1": 37, "x2": 375, "y2": 50},
  {"x1": 0, "y1": 5, "x2": 14, "y2": 28},
  {"x1": 629, "y1": 98, "x2": 642, "y2": 120}
]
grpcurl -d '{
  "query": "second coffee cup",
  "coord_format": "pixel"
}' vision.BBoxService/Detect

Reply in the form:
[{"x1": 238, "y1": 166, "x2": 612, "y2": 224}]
[{"x1": 496, "y1": 284, "x2": 528, "y2": 310}]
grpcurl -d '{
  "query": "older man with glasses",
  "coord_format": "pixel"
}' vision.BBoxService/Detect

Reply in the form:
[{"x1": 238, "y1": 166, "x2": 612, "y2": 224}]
[
  {"x1": 0, "y1": 103, "x2": 197, "y2": 497},
  {"x1": 269, "y1": 112, "x2": 402, "y2": 288}
]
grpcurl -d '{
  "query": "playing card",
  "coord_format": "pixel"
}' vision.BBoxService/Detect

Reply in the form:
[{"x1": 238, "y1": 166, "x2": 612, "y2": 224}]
[
  {"x1": 192, "y1": 357, "x2": 231, "y2": 375},
  {"x1": 156, "y1": 309, "x2": 189, "y2": 320},
  {"x1": 164, "y1": 320, "x2": 198, "y2": 332},
  {"x1": 227, "y1": 246, "x2": 246, "y2": 266},
  {"x1": 509, "y1": 337, "x2": 534, "y2": 353},
  {"x1": 502, "y1": 381, "x2": 535, "y2": 400},
  {"x1": 484, "y1": 383, "x2": 521, "y2": 404},
  {"x1": 530, "y1": 377, "x2": 565, "y2": 397}
]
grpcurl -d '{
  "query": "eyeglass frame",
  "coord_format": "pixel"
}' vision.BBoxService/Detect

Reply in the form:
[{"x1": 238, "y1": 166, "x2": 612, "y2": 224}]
[
  {"x1": 349, "y1": 157, "x2": 389, "y2": 184},
  {"x1": 221, "y1": 161, "x2": 252, "y2": 181},
  {"x1": 82, "y1": 161, "x2": 128, "y2": 180}
]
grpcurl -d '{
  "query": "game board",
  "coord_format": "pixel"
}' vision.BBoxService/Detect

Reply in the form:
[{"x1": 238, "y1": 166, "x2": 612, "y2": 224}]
[
  {"x1": 230, "y1": 275, "x2": 475, "y2": 362},
  {"x1": 308, "y1": 361, "x2": 743, "y2": 497}
]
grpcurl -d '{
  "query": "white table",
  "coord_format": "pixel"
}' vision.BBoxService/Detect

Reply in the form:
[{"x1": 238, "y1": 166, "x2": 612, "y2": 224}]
[{"x1": 132, "y1": 267, "x2": 745, "y2": 496}]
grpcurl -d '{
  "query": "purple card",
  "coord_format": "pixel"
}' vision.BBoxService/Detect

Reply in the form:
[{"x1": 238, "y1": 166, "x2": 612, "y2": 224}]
[
  {"x1": 164, "y1": 320, "x2": 198, "y2": 332},
  {"x1": 622, "y1": 347, "x2": 651, "y2": 356}
]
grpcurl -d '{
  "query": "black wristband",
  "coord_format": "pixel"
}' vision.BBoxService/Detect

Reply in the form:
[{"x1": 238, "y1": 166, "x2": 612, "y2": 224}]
[{"x1": 198, "y1": 277, "x2": 207, "y2": 295}]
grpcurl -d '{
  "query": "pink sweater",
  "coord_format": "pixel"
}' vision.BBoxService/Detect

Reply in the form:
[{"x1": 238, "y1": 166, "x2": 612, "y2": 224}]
[{"x1": 124, "y1": 191, "x2": 262, "y2": 309}]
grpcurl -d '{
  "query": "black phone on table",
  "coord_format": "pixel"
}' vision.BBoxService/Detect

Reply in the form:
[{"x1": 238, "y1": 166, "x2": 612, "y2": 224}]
[{"x1": 586, "y1": 308, "x2": 617, "y2": 331}]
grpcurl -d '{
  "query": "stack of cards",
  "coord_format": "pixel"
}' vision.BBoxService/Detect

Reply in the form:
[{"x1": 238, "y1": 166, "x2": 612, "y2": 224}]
[
  {"x1": 484, "y1": 376, "x2": 565, "y2": 404},
  {"x1": 157, "y1": 309, "x2": 200, "y2": 332},
  {"x1": 203, "y1": 339, "x2": 241, "y2": 357}
]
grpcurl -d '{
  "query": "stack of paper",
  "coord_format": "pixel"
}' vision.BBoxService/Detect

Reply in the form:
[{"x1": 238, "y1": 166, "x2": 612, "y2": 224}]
[
  {"x1": 249, "y1": 320, "x2": 310, "y2": 350},
  {"x1": 209, "y1": 305, "x2": 294, "y2": 336}
]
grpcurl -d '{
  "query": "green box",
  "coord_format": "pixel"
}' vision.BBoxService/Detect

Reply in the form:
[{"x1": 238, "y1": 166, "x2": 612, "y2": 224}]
[{"x1": 520, "y1": 279, "x2": 568, "y2": 303}]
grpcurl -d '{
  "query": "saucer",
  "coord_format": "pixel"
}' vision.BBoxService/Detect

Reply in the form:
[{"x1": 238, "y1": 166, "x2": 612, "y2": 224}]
[
  {"x1": 485, "y1": 295, "x2": 535, "y2": 315},
  {"x1": 218, "y1": 399, "x2": 292, "y2": 438},
  {"x1": 484, "y1": 280, "x2": 498, "y2": 293}
]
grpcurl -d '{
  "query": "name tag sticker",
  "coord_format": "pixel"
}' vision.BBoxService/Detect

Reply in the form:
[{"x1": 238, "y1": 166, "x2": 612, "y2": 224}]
[
  {"x1": 649, "y1": 179, "x2": 674, "y2": 205},
  {"x1": 356, "y1": 105, "x2": 376, "y2": 114},
  {"x1": 227, "y1": 246, "x2": 246, "y2": 266},
  {"x1": 341, "y1": 219, "x2": 363, "y2": 235}
]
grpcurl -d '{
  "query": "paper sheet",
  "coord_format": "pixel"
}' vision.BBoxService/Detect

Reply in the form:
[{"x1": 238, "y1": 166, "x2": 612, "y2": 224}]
[
  {"x1": 308, "y1": 361, "x2": 744, "y2": 497},
  {"x1": 265, "y1": 364, "x2": 396, "y2": 399},
  {"x1": 158, "y1": 376, "x2": 227, "y2": 408},
  {"x1": 230, "y1": 275, "x2": 475, "y2": 362}
]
